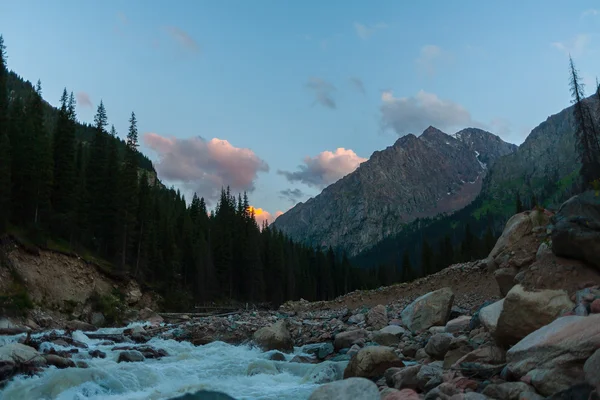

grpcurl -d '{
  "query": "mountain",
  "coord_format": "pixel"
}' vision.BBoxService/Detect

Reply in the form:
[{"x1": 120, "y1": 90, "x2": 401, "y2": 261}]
[{"x1": 272, "y1": 127, "x2": 517, "y2": 256}]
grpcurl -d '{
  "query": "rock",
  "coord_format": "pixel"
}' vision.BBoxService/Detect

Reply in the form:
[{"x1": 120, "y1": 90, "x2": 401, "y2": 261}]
[
  {"x1": 290, "y1": 355, "x2": 317, "y2": 364},
  {"x1": 584, "y1": 349, "x2": 600, "y2": 389},
  {"x1": 417, "y1": 362, "x2": 443, "y2": 392},
  {"x1": 574, "y1": 304, "x2": 589, "y2": 316},
  {"x1": 536, "y1": 241, "x2": 553, "y2": 261},
  {"x1": 0, "y1": 343, "x2": 47, "y2": 367},
  {"x1": 429, "y1": 326, "x2": 446, "y2": 335},
  {"x1": 495, "y1": 267, "x2": 519, "y2": 296},
  {"x1": 445, "y1": 316, "x2": 471, "y2": 334},
  {"x1": 551, "y1": 190, "x2": 600, "y2": 269},
  {"x1": 525, "y1": 367, "x2": 587, "y2": 398},
  {"x1": 479, "y1": 299, "x2": 504, "y2": 334},
  {"x1": 269, "y1": 352, "x2": 286, "y2": 361},
  {"x1": 252, "y1": 320, "x2": 294, "y2": 353},
  {"x1": 33, "y1": 313, "x2": 53, "y2": 328},
  {"x1": 380, "y1": 325, "x2": 407, "y2": 337},
  {"x1": 443, "y1": 346, "x2": 472, "y2": 369},
  {"x1": 125, "y1": 280, "x2": 143, "y2": 305},
  {"x1": 117, "y1": 350, "x2": 145, "y2": 363},
  {"x1": 348, "y1": 313, "x2": 366, "y2": 324},
  {"x1": 482, "y1": 382, "x2": 535, "y2": 400},
  {"x1": 169, "y1": 391, "x2": 237, "y2": 400},
  {"x1": 372, "y1": 331, "x2": 400, "y2": 346},
  {"x1": 518, "y1": 392, "x2": 545, "y2": 400},
  {"x1": 88, "y1": 350, "x2": 106, "y2": 359},
  {"x1": 401, "y1": 287, "x2": 455, "y2": 333},
  {"x1": 308, "y1": 377, "x2": 380, "y2": 400},
  {"x1": 384, "y1": 389, "x2": 420, "y2": 400},
  {"x1": 139, "y1": 307, "x2": 164, "y2": 325},
  {"x1": 495, "y1": 284, "x2": 575, "y2": 346},
  {"x1": 546, "y1": 383, "x2": 600, "y2": 400},
  {"x1": 347, "y1": 344, "x2": 361, "y2": 358},
  {"x1": 307, "y1": 363, "x2": 343, "y2": 384},
  {"x1": 424, "y1": 334, "x2": 452, "y2": 360},
  {"x1": 415, "y1": 348, "x2": 429, "y2": 361},
  {"x1": 302, "y1": 342, "x2": 334, "y2": 360},
  {"x1": 507, "y1": 314, "x2": 600, "y2": 396},
  {"x1": 386, "y1": 364, "x2": 421, "y2": 390},
  {"x1": 90, "y1": 312, "x2": 105, "y2": 327},
  {"x1": 366, "y1": 305, "x2": 388, "y2": 330},
  {"x1": 343, "y1": 346, "x2": 404, "y2": 379},
  {"x1": 65, "y1": 320, "x2": 98, "y2": 332},
  {"x1": 454, "y1": 345, "x2": 506, "y2": 367},
  {"x1": 334, "y1": 329, "x2": 368, "y2": 350},
  {"x1": 44, "y1": 354, "x2": 76, "y2": 369},
  {"x1": 456, "y1": 394, "x2": 490, "y2": 400},
  {"x1": 591, "y1": 299, "x2": 600, "y2": 314},
  {"x1": 402, "y1": 343, "x2": 420, "y2": 358}
]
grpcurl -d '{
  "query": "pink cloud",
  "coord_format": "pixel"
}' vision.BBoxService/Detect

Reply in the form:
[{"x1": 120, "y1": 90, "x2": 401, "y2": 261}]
[
  {"x1": 165, "y1": 26, "x2": 200, "y2": 54},
  {"x1": 248, "y1": 206, "x2": 283, "y2": 227},
  {"x1": 144, "y1": 133, "x2": 269, "y2": 203},
  {"x1": 278, "y1": 148, "x2": 367, "y2": 188},
  {"x1": 76, "y1": 92, "x2": 93, "y2": 109}
]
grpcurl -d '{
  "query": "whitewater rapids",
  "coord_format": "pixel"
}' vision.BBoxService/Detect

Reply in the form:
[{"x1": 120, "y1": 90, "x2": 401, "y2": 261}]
[{"x1": 0, "y1": 324, "x2": 348, "y2": 400}]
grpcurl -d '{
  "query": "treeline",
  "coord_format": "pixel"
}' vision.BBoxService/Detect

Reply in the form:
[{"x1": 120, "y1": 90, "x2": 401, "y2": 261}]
[{"x1": 0, "y1": 36, "x2": 383, "y2": 310}]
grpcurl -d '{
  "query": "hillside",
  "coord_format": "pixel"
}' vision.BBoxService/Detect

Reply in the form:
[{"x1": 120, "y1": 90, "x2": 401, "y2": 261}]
[{"x1": 273, "y1": 127, "x2": 516, "y2": 256}]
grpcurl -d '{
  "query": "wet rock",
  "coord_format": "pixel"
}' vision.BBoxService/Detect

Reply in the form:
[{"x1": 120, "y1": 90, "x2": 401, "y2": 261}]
[
  {"x1": 496, "y1": 284, "x2": 575, "y2": 346},
  {"x1": 290, "y1": 355, "x2": 318, "y2": 364},
  {"x1": 44, "y1": 354, "x2": 76, "y2": 369},
  {"x1": 168, "y1": 390, "x2": 237, "y2": 400},
  {"x1": 445, "y1": 316, "x2": 471, "y2": 334},
  {"x1": 65, "y1": 320, "x2": 98, "y2": 332},
  {"x1": 0, "y1": 360, "x2": 16, "y2": 381},
  {"x1": 372, "y1": 331, "x2": 400, "y2": 347},
  {"x1": 584, "y1": 349, "x2": 600, "y2": 389},
  {"x1": 90, "y1": 312, "x2": 105, "y2": 327},
  {"x1": 400, "y1": 287, "x2": 455, "y2": 333},
  {"x1": 343, "y1": 346, "x2": 404, "y2": 379},
  {"x1": 495, "y1": 267, "x2": 519, "y2": 296},
  {"x1": 425, "y1": 333, "x2": 452, "y2": 360},
  {"x1": 551, "y1": 190, "x2": 600, "y2": 269},
  {"x1": 386, "y1": 364, "x2": 421, "y2": 390},
  {"x1": 253, "y1": 320, "x2": 294, "y2": 353},
  {"x1": 417, "y1": 362, "x2": 443, "y2": 392},
  {"x1": 334, "y1": 329, "x2": 368, "y2": 350},
  {"x1": 507, "y1": 314, "x2": 600, "y2": 396},
  {"x1": 269, "y1": 352, "x2": 286, "y2": 361},
  {"x1": 308, "y1": 377, "x2": 380, "y2": 400},
  {"x1": 117, "y1": 350, "x2": 145, "y2": 363},
  {"x1": 308, "y1": 363, "x2": 343, "y2": 384},
  {"x1": 366, "y1": 305, "x2": 388, "y2": 330},
  {"x1": 302, "y1": 342, "x2": 334, "y2": 360},
  {"x1": 75, "y1": 360, "x2": 89, "y2": 368},
  {"x1": 0, "y1": 343, "x2": 47, "y2": 367},
  {"x1": 482, "y1": 382, "x2": 535, "y2": 400},
  {"x1": 88, "y1": 349, "x2": 106, "y2": 359},
  {"x1": 139, "y1": 307, "x2": 164, "y2": 325}
]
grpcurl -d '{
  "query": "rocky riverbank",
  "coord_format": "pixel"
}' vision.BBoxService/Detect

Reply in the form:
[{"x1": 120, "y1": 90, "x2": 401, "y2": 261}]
[{"x1": 1, "y1": 191, "x2": 599, "y2": 399}]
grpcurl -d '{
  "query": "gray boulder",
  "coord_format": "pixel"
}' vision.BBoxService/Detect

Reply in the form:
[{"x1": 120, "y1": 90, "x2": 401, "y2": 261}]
[
  {"x1": 252, "y1": 320, "x2": 294, "y2": 353},
  {"x1": 308, "y1": 377, "x2": 380, "y2": 400},
  {"x1": 401, "y1": 287, "x2": 455, "y2": 333}
]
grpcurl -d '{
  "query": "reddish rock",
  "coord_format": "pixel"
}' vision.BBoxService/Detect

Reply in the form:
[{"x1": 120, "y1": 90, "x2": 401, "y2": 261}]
[
  {"x1": 383, "y1": 388, "x2": 420, "y2": 400},
  {"x1": 591, "y1": 299, "x2": 600, "y2": 314}
]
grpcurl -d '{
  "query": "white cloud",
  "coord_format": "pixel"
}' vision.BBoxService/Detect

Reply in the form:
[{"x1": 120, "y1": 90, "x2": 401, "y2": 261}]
[
  {"x1": 582, "y1": 9, "x2": 598, "y2": 18},
  {"x1": 354, "y1": 22, "x2": 388, "y2": 40},
  {"x1": 552, "y1": 34, "x2": 590, "y2": 57}
]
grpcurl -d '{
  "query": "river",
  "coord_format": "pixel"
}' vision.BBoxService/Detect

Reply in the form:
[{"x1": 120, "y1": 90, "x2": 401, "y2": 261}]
[{"x1": 0, "y1": 324, "x2": 348, "y2": 400}]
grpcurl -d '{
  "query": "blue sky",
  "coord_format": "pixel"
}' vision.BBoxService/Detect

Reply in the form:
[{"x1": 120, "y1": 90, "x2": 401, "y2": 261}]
[{"x1": 2, "y1": 0, "x2": 599, "y2": 222}]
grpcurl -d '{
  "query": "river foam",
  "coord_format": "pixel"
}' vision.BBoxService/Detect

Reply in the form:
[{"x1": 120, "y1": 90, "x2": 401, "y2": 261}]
[{"x1": 0, "y1": 326, "x2": 347, "y2": 400}]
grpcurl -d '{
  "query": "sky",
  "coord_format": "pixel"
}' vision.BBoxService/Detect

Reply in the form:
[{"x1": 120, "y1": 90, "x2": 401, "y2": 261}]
[{"x1": 2, "y1": 1, "x2": 600, "y2": 224}]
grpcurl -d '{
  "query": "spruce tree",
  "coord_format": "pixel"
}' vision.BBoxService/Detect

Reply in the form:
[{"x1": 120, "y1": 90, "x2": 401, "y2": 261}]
[
  {"x1": 0, "y1": 131, "x2": 10, "y2": 233},
  {"x1": 421, "y1": 238, "x2": 433, "y2": 276},
  {"x1": 515, "y1": 192, "x2": 524, "y2": 213},
  {"x1": 87, "y1": 101, "x2": 108, "y2": 250},
  {"x1": 401, "y1": 250, "x2": 412, "y2": 282},
  {"x1": 119, "y1": 112, "x2": 140, "y2": 268},
  {"x1": 0, "y1": 36, "x2": 7, "y2": 139}
]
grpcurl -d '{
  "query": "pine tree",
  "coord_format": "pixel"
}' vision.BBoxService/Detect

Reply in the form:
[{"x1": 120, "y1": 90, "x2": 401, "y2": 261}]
[
  {"x1": 569, "y1": 56, "x2": 600, "y2": 187},
  {"x1": 515, "y1": 192, "x2": 524, "y2": 213},
  {"x1": 0, "y1": 36, "x2": 8, "y2": 139},
  {"x1": 86, "y1": 101, "x2": 108, "y2": 250},
  {"x1": 104, "y1": 124, "x2": 121, "y2": 259},
  {"x1": 421, "y1": 238, "x2": 433, "y2": 276},
  {"x1": 0, "y1": 132, "x2": 10, "y2": 233},
  {"x1": 400, "y1": 250, "x2": 413, "y2": 282},
  {"x1": 119, "y1": 112, "x2": 140, "y2": 268}
]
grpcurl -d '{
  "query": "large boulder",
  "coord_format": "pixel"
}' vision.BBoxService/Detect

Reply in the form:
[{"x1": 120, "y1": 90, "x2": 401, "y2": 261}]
[
  {"x1": 343, "y1": 346, "x2": 404, "y2": 379},
  {"x1": 366, "y1": 305, "x2": 388, "y2": 330},
  {"x1": 302, "y1": 342, "x2": 334, "y2": 360},
  {"x1": 125, "y1": 280, "x2": 143, "y2": 305},
  {"x1": 495, "y1": 284, "x2": 575, "y2": 346},
  {"x1": 401, "y1": 288, "x2": 455, "y2": 333},
  {"x1": 495, "y1": 267, "x2": 518, "y2": 296},
  {"x1": 424, "y1": 333, "x2": 452, "y2": 360},
  {"x1": 506, "y1": 314, "x2": 600, "y2": 396},
  {"x1": 481, "y1": 382, "x2": 535, "y2": 400},
  {"x1": 308, "y1": 377, "x2": 380, "y2": 400},
  {"x1": 551, "y1": 191, "x2": 600, "y2": 269},
  {"x1": 584, "y1": 349, "x2": 600, "y2": 390},
  {"x1": 0, "y1": 343, "x2": 46, "y2": 367},
  {"x1": 479, "y1": 299, "x2": 504, "y2": 335},
  {"x1": 334, "y1": 329, "x2": 368, "y2": 350},
  {"x1": 445, "y1": 315, "x2": 471, "y2": 334},
  {"x1": 65, "y1": 320, "x2": 98, "y2": 332},
  {"x1": 385, "y1": 365, "x2": 421, "y2": 390},
  {"x1": 252, "y1": 320, "x2": 294, "y2": 353}
]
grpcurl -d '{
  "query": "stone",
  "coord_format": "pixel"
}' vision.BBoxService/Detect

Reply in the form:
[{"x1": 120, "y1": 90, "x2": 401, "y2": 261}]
[
  {"x1": 536, "y1": 241, "x2": 552, "y2": 261},
  {"x1": 443, "y1": 346, "x2": 472, "y2": 369},
  {"x1": 343, "y1": 346, "x2": 404, "y2": 379},
  {"x1": 366, "y1": 305, "x2": 388, "y2": 330},
  {"x1": 417, "y1": 362, "x2": 443, "y2": 392},
  {"x1": 169, "y1": 391, "x2": 237, "y2": 400},
  {"x1": 0, "y1": 343, "x2": 46, "y2": 367},
  {"x1": 400, "y1": 287, "x2": 455, "y2": 333},
  {"x1": 495, "y1": 285, "x2": 575, "y2": 346},
  {"x1": 584, "y1": 349, "x2": 600, "y2": 389},
  {"x1": 308, "y1": 377, "x2": 380, "y2": 400},
  {"x1": 482, "y1": 382, "x2": 535, "y2": 400},
  {"x1": 88, "y1": 350, "x2": 106, "y2": 359},
  {"x1": 90, "y1": 312, "x2": 105, "y2": 327},
  {"x1": 347, "y1": 344, "x2": 361, "y2": 358},
  {"x1": 269, "y1": 352, "x2": 286, "y2": 361},
  {"x1": 383, "y1": 388, "x2": 421, "y2": 400},
  {"x1": 495, "y1": 267, "x2": 519, "y2": 296},
  {"x1": 401, "y1": 343, "x2": 420, "y2": 358},
  {"x1": 44, "y1": 354, "x2": 76, "y2": 369},
  {"x1": 348, "y1": 313, "x2": 366, "y2": 324},
  {"x1": 302, "y1": 342, "x2": 334, "y2": 360},
  {"x1": 591, "y1": 299, "x2": 600, "y2": 313},
  {"x1": 525, "y1": 367, "x2": 587, "y2": 397},
  {"x1": 307, "y1": 363, "x2": 343, "y2": 384},
  {"x1": 424, "y1": 333, "x2": 452, "y2": 360},
  {"x1": 415, "y1": 348, "x2": 429, "y2": 361},
  {"x1": 253, "y1": 320, "x2": 294, "y2": 353},
  {"x1": 518, "y1": 392, "x2": 545, "y2": 400},
  {"x1": 380, "y1": 325, "x2": 407, "y2": 337},
  {"x1": 386, "y1": 364, "x2": 421, "y2": 390},
  {"x1": 290, "y1": 355, "x2": 317, "y2": 364},
  {"x1": 551, "y1": 190, "x2": 600, "y2": 269},
  {"x1": 125, "y1": 280, "x2": 143, "y2": 305},
  {"x1": 334, "y1": 329, "x2": 368, "y2": 350},
  {"x1": 372, "y1": 331, "x2": 400, "y2": 346},
  {"x1": 139, "y1": 308, "x2": 164, "y2": 325},
  {"x1": 117, "y1": 350, "x2": 145, "y2": 363},
  {"x1": 454, "y1": 345, "x2": 506, "y2": 367},
  {"x1": 574, "y1": 304, "x2": 589, "y2": 316},
  {"x1": 65, "y1": 320, "x2": 98, "y2": 332},
  {"x1": 445, "y1": 316, "x2": 471, "y2": 334},
  {"x1": 429, "y1": 326, "x2": 446, "y2": 335},
  {"x1": 546, "y1": 384, "x2": 600, "y2": 400},
  {"x1": 479, "y1": 299, "x2": 503, "y2": 335},
  {"x1": 507, "y1": 314, "x2": 600, "y2": 396}
]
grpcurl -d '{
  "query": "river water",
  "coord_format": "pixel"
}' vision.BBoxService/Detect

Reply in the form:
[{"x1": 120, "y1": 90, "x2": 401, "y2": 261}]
[{"x1": 0, "y1": 324, "x2": 348, "y2": 400}]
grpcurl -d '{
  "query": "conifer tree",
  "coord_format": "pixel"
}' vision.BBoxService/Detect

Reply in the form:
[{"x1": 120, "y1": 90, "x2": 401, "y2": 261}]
[
  {"x1": 87, "y1": 101, "x2": 108, "y2": 250},
  {"x1": 119, "y1": 112, "x2": 139, "y2": 268},
  {"x1": 0, "y1": 132, "x2": 10, "y2": 233},
  {"x1": 421, "y1": 238, "x2": 433, "y2": 276},
  {"x1": 0, "y1": 35, "x2": 7, "y2": 139},
  {"x1": 515, "y1": 192, "x2": 524, "y2": 213},
  {"x1": 400, "y1": 250, "x2": 412, "y2": 282}
]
